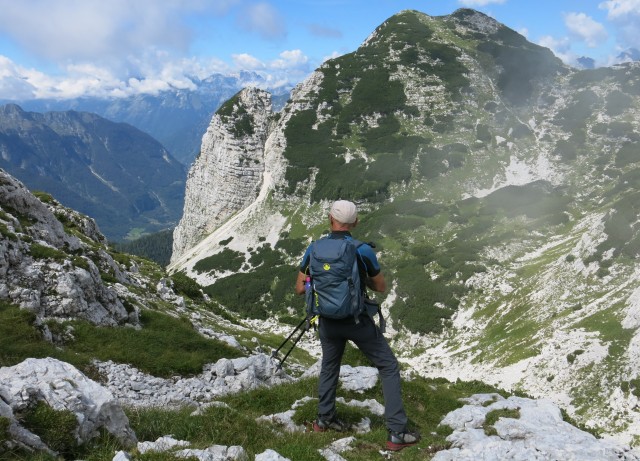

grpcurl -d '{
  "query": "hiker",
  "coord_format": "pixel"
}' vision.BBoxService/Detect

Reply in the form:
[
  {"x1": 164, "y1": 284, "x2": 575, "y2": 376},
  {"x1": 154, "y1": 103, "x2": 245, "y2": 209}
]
[{"x1": 295, "y1": 200, "x2": 420, "y2": 451}]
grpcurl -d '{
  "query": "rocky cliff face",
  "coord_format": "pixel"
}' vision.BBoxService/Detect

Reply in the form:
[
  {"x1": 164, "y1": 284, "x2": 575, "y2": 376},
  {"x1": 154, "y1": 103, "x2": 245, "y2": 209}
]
[
  {"x1": 0, "y1": 169, "x2": 136, "y2": 326},
  {"x1": 171, "y1": 88, "x2": 272, "y2": 264}
]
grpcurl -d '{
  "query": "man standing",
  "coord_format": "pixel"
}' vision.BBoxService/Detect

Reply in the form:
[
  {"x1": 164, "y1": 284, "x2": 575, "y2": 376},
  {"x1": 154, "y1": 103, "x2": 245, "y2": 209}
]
[{"x1": 295, "y1": 200, "x2": 420, "y2": 451}]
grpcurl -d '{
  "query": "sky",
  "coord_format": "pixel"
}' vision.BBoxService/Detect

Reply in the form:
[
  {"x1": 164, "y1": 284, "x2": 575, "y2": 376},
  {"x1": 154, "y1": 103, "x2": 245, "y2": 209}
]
[{"x1": 0, "y1": 0, "x2": 638, "y2": 101}]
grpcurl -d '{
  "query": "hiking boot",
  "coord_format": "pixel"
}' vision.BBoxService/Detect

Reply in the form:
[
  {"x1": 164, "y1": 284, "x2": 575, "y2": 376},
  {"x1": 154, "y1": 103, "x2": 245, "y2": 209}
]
[
  {"x1": 312, "y1": 416, "x2": 346, "y2": 432},
  {"x1": 386, "y1": 429, "x2": 421, "y2": 451}
]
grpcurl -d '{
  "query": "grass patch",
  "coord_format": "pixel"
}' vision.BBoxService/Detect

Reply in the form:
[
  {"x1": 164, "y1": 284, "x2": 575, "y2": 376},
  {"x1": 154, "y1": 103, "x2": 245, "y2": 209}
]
[
  {"x1": 0, "y1": 301, "x2": 81, "y2": 368},
  {"x1": 0, "y1": 301, "x2": 243, "y2": 378},
  {"x1": 66, "y1": 309, "x2": 244, "y2": 377},
  {"x1": 483, "y1": 408, "x2": 520, "y2": 436},
  {"x1": 124, "y1": 376, "x2": 504, "y2": 460},
  {"x1": 572, "y1": 305, "x2": 633, "y2": 358},
  {"x1": 18, "y1": 401, "x2": 79, "y2": 457},
  {"x1": 28, "y1": 243, "x2": 67, "y2": 262},
  {"x1": 193, "y1": 248, "x2": 245, "y2": 274},
  {"x1": 0, "y1": 416, "x2": 10, "y2": 445},
  {"x1": 170, "y1": 271, "x2": 204, "y2": 300}
]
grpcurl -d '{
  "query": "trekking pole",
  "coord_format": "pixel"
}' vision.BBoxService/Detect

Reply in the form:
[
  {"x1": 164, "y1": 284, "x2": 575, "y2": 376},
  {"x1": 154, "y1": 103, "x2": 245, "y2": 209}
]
[
  {"x1": 271, "y1": 315, "x2": 318, "y2": 370},
  {"x1": 271, "y1": 316, "x2": 307, "y2": 359}
]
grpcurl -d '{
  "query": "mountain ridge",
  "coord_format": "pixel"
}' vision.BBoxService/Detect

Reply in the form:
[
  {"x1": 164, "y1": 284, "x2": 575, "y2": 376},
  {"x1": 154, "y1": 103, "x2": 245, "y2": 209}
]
[
  {"x1": 6, "y1": 71, "x2": 292, "y2": 166},
  {"x1": 170, "y1": 8, "x2": 640, "y2": 445},
  {"x1": 0, "y1": 104, "x2": 186, "y2": 240}
]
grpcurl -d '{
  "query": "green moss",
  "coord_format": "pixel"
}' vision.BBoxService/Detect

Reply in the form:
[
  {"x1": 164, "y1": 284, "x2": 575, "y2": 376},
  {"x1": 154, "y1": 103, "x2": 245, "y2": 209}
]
[
  {"x1": 554, "y1": 90, "x2": 600, "y2": 132},
  {"x1": 29, "y1": 243, "x2": 67, "y2": 262},
  {"x1": 0, "y1": 416, "x2": 10, "y2": 445},
  {"x1": 475, "y1": 24, "x2": 565, "y2": 105},
  {"x1": 483, "y1": 408, "x2": 520, "y2": 436},
  {"x1": 0, "y1": 222, "x2": 18, "y2": 241},
  {"x1": 72, "y1": 256, "x2": 91, "y2": 271},
  {"x1": 20, "y1": 401, "x2": 78, "y2": 456},
  {"x1": 32, "y1": 191, "x2": 56, "y2": 204},
  {"x1": 567, "y1": 349, "x2": 585, "y2": 364},
  {"x1": 217, "y1": 91, "x2": 255, "y2": 138}
]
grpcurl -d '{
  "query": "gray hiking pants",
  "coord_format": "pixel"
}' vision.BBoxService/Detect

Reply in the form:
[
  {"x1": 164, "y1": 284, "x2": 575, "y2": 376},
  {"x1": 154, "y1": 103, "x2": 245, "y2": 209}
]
[{"x1": 317, "y1": 315, "x2": 408, "y2": 432}]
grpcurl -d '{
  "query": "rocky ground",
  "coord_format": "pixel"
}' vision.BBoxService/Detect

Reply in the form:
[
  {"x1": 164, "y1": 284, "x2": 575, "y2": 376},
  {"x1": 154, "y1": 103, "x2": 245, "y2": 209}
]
[{"x1": 2, "y1": 356, "x2": 640, "y2": 460}]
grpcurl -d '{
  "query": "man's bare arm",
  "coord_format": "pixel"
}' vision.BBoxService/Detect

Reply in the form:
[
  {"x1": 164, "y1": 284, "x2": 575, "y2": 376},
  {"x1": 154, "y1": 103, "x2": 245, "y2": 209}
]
[
  {"x1": 367, "y1": 272, "x2": 387, "y2": 293},
  {"x1": 295, "y1": 271, "x2": 306, "y2": 295}
]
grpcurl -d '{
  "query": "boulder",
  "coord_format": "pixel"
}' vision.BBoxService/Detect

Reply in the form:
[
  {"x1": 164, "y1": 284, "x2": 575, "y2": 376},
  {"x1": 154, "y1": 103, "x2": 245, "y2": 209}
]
[
  {"x1": 432, "y1": 394, "x2": 640, "y2": 461},
  {"x1": 0, "y1": 357, "x2": 137, "y2": 455}
]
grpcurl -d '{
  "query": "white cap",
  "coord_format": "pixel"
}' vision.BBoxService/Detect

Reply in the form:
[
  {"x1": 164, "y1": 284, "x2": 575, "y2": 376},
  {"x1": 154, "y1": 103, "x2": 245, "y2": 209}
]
[{"x1": 330, "y1": 200, "x2": 358, "y2": 224}]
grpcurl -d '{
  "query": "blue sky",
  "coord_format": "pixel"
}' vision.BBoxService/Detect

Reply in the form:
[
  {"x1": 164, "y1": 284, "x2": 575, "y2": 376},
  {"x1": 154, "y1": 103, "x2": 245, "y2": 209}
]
[{"x1": 0, "y1": 0, "x2": 637, "y2": 100}]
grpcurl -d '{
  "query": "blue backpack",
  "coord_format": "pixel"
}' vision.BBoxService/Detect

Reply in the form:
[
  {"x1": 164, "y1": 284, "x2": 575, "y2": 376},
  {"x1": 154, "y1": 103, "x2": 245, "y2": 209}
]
[{"x1": 305, "y1": 237, "x2": 365, "y2": 322}]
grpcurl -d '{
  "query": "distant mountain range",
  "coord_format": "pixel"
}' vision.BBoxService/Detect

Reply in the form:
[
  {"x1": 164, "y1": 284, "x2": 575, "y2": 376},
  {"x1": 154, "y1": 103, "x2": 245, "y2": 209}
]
[
  {"x1": 6, "y1": 72, "x2": 292, "y2": 166},
  {"x1": 578, "y1": 47, "x2": 640, "y2": 69},
  {"x1": 0, "y1": 104, "x2": 186, "y2": 240}
]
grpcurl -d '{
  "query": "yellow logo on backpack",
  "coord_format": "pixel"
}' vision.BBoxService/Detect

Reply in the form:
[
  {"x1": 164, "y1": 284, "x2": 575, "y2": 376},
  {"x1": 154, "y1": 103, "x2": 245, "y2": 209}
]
[{"x1": 323, "y1": 263, "x2": 331, "y2": 270}]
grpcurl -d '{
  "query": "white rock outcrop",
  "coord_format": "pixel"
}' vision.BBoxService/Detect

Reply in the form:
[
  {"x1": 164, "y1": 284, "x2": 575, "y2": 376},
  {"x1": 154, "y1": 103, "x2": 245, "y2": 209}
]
[
  {"x1": 94, "y1": 353, "x2": 291, "y2": 408},
  {"x1": 0, "y1": 358, "x2": 137, "y2": 454},
  {"x1": 171, "y1": 88, "x2": 272, "y2": 263},
  {"x1": 0, "y1": 169, "x2": 133, "y2": 326},
  {"x1": 432, "y1": 393, "x2": 640, "y2": 461}
]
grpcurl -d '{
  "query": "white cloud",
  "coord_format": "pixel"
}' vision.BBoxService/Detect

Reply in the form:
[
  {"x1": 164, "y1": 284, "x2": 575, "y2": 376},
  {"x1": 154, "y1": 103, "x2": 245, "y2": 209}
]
[
  {"x1": 600, "y1": 0, "x2": 640, "y2": 19},
  {"x1": 458, "y1": 0, "x2": 506, "y2": 6},
  {"x1": 0, "y1": 1, "x2": 225, "y2": 64},
  {"x1": 323, "y1": 51, "x2": 342, "y2": 63},
  {"x1": 0, "y1": 56, "x2": 38, "y2": 99},
  {"x1": 232, "y1": 53, "x2": 266, "y2": 70},
  {"x1": 270, "y1": 50, "x2": 308, "y2": 70},
  {"x1": 0, "y1": 0, "x2": 308, "y2": 100},
  {"x1": 233, "y1": 49, "x2": 309, "y2": 73},
  {"x1": 0, "y1": 0, "x2": 247, "y2": 100},
  {"x1": 237, "y1": 2, "x2": 286, "y2": 40},
  {"x1": 0, "y1": 51, "x2": 234, "y2": 100},
  {"x1": 564, "y1": 12, "x2": 608, "y2": 48},
  {"x1": 538, "y1": 35, "x2": 576, "y2": 64},
  {"x1": 599, "y1": 0, "x2": 640, "y2": 49}
]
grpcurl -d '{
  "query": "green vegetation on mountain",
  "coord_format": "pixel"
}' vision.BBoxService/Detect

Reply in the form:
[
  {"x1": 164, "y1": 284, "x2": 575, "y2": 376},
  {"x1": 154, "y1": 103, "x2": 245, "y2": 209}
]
[
  {"x1": 281, "y1": 10, "x2": 474, "y2": 203},
  {"x1": 218, "y1": 91, "x2": 256, "y2": 137},
  {"x1": 114, "y1": 228, "x2": 174, "y2": 266},
  {"x1": 0, "y1": 301, "x2": 242, "y2": 377}
]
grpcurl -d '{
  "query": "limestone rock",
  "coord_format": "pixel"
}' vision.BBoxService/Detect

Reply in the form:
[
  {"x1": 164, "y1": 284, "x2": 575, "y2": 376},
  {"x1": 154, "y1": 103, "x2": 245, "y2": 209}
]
[
  {"x1": 255, "y1": 449, "x2": 291, "y2": 461},
  {"x1": 432, "y1": 394, "x2": 640, "y2": 461},
  {"x1": 172, "y1": 88, "x2": 272, "y2": 263},
  {"x1": 0, "y1": 169, "x2": 134, "y2": 326},
  {"x1": 94, "y1": 353, "x2": 292, "y2": 408},
  {"x1": 0, "y1": 358, "x2": 137, "y2": 454},
  {"x1": 175, "y1": 445, "x2": 248, "y2": 461}
]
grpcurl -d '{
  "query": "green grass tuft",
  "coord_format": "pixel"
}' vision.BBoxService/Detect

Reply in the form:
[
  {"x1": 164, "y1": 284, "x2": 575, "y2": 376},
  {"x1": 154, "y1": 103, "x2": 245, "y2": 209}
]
[
  {"x1": 20, "y1": 401, "x2": 78, "y2": 457},
  {"x1": 483, "y1": 408, "x2": 521, "y2": 436},
  {"x1": 0, "y1": 302, "x2": 243, "y2": 378}
]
